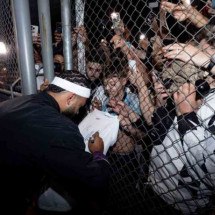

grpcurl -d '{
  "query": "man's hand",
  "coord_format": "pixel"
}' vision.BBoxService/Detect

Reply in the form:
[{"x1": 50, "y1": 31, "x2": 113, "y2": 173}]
[
  {"x1": 128, "y1": 67, "x2": 145, "y2": 89},
  {"x1": 162, "y1": 43, "x2": 210, "y2": 68},
  {"x1": 91, "y1": 97, "x2": 102, "y2": 111},
  {"x1": 110, "y1": 35, "x2": 126, "y2": 49},
  {"x1": 88, "y1": 132, "x2": 104, "y2": 154},
  {"x1": 40, "y1": 79, "x2": 49, "y2": 92},
  {"x1": 161, "y1": 0, "x2": 190, "y2": 22},
  {"x1": 108, "y1": 99, "x2": 129, "y2": 118},
  {"x1": 174, "y1": 83, "x2": 200, "y2": 115},
  {"x1": 73, "y1": 25, "x2": 88, "y2": 44}
]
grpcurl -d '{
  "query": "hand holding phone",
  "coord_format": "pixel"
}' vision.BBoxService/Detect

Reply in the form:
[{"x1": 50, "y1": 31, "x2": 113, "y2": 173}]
[
  {"x1": 111, "y1": 12, "x2": 120, "y2": 26},
  {"x1": 110, "y1": 12, "x2": 125, "y2": 35},
  {"x1": 31, "y1": 25, "x2": 39, "y2": 37},
  {"x1": 128, "y1": 60, "x2": 137, "y2": 72},
  {"x1": 88, "y1": 132, "x2": 104, "y2": 154}
]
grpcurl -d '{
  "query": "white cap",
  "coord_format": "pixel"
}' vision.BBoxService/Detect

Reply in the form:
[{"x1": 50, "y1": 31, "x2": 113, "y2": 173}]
[{"x1": 51, "y1": 77, "x2": 91, "y2": 98}]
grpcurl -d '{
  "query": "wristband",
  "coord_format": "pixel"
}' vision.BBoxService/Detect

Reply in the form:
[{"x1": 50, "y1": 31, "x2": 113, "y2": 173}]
[{"x1": 93, "y1": 151, "x2": 109, "y2": 164}]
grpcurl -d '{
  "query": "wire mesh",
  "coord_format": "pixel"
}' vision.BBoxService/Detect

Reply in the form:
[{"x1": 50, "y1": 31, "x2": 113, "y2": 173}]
[
  {"x1": 0, "y1": 0, "x2": 19, "y2": 96},
  {"x1": 83, "y1": 0, "x2": 215, "y2": 214},
  {"x1": 2, "y1": 0, "x2": 215, "y2": 214}
]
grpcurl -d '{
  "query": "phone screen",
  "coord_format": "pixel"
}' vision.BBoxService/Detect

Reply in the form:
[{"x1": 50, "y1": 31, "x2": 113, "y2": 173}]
[
  {"x1": 111, "y1": 12, "x2": 121, "y2": 30},
  {"x1": 111, "y1": 12, "x2": 120, "y2": 22},
  {"x1": 31, "y1": 25, "x2": 39, "y2": 37},
  {"x1": 128, "y1": 60, "x2": 136, "y2": 72}
]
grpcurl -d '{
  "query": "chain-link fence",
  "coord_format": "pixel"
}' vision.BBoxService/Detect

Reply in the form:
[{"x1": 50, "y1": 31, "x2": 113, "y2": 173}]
[
  {"x1": 1, "y1": 0, "x2": 215, "y2": 214},
  {"x1": 82, "y1": 1, "x2": 215, "y2": 214},
  {"x1": 0, "y1": 0, "x2": 20, "y2": 101}
]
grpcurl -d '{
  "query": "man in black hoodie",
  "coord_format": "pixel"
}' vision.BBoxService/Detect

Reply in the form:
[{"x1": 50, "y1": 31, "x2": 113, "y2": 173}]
[{"x1": 0, "y1": 71, "x2": 109, "y2": 215}]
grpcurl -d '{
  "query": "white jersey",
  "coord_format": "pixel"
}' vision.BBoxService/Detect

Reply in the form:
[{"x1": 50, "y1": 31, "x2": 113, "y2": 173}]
[{"x1": 148, "y1": 90, "x2": 215, "y2": 214}]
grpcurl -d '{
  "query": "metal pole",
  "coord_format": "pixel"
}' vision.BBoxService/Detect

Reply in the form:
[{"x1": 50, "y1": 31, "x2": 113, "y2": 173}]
[
  {"x1": 61, "y1": 0, "x2": 73, "y2": 71},
  {"x1": 75, "y1": 0, "x2": 85, "y2": 74},
  {"x1": 0, "y1": 88, "x2": 22, "y2": 98},
  {"x1": 38, "y1": 0, "x2": 54, "y2": 82},
  {"x1": 11, "y1": 0, "x2": 37, "y2": 95}
]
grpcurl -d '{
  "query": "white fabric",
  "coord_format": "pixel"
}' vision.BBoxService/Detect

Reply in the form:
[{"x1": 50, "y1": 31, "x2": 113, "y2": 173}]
[
  {"x1": 149, "y1": 91, "x2": 215, "y2": 214},
  {"x1": 35, "y1": 64, "x2": 44, "y2": 90},
  {"x1": 38, "y1": 188, "x2": 72, "y2": 212},
  {"x1": 51, "y1": 77, "x2": 91, "y2": 98},
  {"x1": 36, "y1": 76, "x2": 44, "y2": 91},
  {"x1": 78, "y1": 109, "x2": 119, "y2": 155}
]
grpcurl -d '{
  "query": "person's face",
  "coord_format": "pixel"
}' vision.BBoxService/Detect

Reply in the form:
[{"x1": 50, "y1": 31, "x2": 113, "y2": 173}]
[
  {"x1": 152, "y1": 74, "x2": 169, "y2": 106},
  {"x1": 62, "y1": 94, "x2": 87, "y2": 117},
  {"x1": 104, "y1": 76, "x2": 126, "y2": 99},
  {"x1": 54, "y1": 54, "x2": 64, "y2": 73},
  {"x1": 87, "y1": 62, "x2": 102, "y2": 82},
  {"x1": 154, "y1": 80, "x2": 169, "y2": 105}
]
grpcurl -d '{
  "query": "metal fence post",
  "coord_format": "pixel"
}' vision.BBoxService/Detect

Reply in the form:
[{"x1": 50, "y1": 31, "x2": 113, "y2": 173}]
[
  {"x1": 61, "y1": 0, "x2": 73, "y2": 71},
  {"x1": 11, "y1": 0, "x2": 37, "y2": 95},
  {"x1": 38, "y1": 0, "x2": 54, "y2": 82}
]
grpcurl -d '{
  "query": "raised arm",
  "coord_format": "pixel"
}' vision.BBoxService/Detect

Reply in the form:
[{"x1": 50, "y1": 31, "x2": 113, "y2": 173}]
[
  {"x1": 128, "y1": 68, "x2": 155, "y2": 125},
  {"x1": 161, "y1": 0, "x2": 209, "y2": 28}
]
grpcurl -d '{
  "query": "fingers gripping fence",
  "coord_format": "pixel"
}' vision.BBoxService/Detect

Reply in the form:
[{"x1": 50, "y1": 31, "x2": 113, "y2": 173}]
[
  {"x1": 84, "y1": 0, "x2": 215, "y2": 214},
  {"x1": 1, "y1": 0, "x2": 215, "y2": 214}
]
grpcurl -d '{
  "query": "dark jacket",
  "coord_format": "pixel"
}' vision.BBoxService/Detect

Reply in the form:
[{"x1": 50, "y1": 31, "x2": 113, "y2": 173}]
[{"x1": 0, "y1": 92, "x2": 109, "y2": 214}]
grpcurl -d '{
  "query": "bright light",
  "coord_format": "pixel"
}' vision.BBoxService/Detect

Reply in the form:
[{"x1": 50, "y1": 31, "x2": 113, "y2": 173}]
[
  {"x1": 111, "y1": 12, "x2": 118, "y2": 20},
  {"x1": 0, "y1": 42, "x2": 7, "y2": 54},
  {"x1": 139, "y1": 34, "x2": 146, "y2": 40},
  {"x1": 111, "y1": 12, "x2": 120, "y2": 22},
  {"x1": 184, "y1": 0, "x2": 191, "y2": 5}
]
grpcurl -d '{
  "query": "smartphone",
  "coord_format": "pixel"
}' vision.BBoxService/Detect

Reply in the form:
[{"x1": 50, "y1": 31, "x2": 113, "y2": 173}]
[
  {"x1": 55, "y1": 22, "x2": 62, "y2": 33},
  {"x1": 148, "y1": 1, "x2": 159, "y2": 8},
  {"x1": 111, "y1": 12, "x2": 120, "y2": 23},
  {"x1": 139, "y1": 33, "x2": 146, "y2": 41},
  {"x1": 163, "y1": 38, "x2": 175, "y2": 46},
  {"x1": 110, "y1": 12, "x2": 121, "y2": 29},
  {"x1": 31, "y1": 25, "x2": 39, "y2": 37},
  {"x1": 128, "y1": 60, "x2": 136, "y2": 72}
]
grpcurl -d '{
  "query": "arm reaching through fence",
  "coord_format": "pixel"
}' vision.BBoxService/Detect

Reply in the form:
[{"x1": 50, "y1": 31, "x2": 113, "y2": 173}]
[
  {"x1": 162, "y1": 43, "x2": 215, "y2": 74},
  {"x1": 161, "y1": 0, "x2": 209, "y2": 28}
]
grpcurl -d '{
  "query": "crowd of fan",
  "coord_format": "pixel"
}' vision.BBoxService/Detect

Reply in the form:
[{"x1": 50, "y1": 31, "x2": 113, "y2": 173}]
[
  {"x1": 2, "y1": 0, "x2": 215, "y2": 214},
  {"x1": 32, "y1": 0, "x2": 215, "y2": 214}
]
